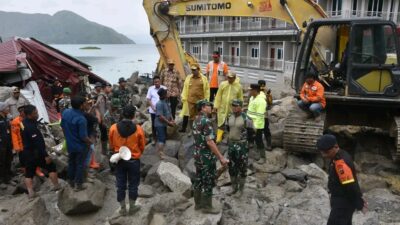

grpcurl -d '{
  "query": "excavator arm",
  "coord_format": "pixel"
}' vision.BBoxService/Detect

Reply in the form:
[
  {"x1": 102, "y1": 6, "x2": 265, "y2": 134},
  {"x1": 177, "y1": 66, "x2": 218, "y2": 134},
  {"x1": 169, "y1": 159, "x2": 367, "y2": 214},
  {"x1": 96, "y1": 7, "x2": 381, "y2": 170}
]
[{"x1": 143, "y1": 0, "x2": 333, "y2": 80}]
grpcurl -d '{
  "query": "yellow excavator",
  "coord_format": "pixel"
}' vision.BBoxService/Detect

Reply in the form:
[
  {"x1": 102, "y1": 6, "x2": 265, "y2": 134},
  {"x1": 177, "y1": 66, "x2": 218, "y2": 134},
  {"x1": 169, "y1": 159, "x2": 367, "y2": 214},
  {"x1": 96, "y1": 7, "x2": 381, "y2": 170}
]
[{"x1": 144, "y1": 0, "x2": 400, "y2": 161}]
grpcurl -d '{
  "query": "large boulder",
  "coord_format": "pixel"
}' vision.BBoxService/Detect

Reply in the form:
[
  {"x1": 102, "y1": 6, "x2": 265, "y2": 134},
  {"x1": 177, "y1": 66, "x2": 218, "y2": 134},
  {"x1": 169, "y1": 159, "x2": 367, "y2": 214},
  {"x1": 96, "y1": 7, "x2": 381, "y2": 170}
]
[
  {"x1": 57, "y1": 179, "x2": 107, "y2": 215},
  {"x1": 259, "y1": 185, "x2": 286, "y2": 202},
  {"x1": 109, "y1": 201, "x2": 153, "y2": 225},
  {"x1": 253, "y1": 148, "x2": 287, "y2": 173},
  {"x1": 297, "y1": 163, "x2": 328, "y2": 186},
  {"x1": 156, "y1": 162, "x2": 192, "y2": 193},
  {"x1": 354, "y1": 152, "x2": 398, "y2": 174},
  {"x1": 178, "y1": 203, "x2": 222, "y2": 225},
  {"x1": 142, "y1": 120, "x2": 153, "y2": 138},
  {"x1": 281, "y1": 168, "x2": 308, "y2": 182},
  {"x1": 287, "y1": 185, "x2": 330, "y2": 218},
  {"x1": 358, "y1": 173, "x2": 389, "y2": 192},
  {"x1": 364, "y1": 188, "x2": 400, "y2": 223},
  {"x1": 164, "y1": 140, "x2": 182, "y2": 158},
  {"x1": 275, "y1": 207, "x2": 326, "y2": 225}
]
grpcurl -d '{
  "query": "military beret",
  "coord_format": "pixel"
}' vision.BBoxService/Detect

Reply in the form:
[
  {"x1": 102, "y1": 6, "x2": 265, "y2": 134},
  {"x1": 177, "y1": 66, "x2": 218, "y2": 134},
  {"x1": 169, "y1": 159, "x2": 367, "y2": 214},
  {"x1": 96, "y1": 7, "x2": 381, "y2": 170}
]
[
  {"x1": 63, "y1": 87, "x2": 72, "y2": 94},
  {"x1": 316, "y1": 134, "x2": 337, "y2": 151},
  {"x1": 111, "y1": 98, "x2": 121, "y2": 107},
  {"x1": 118, "y1": 77, "x2": 127, "y2": 83},
  {"x1": 231, "y1": 99, "x2": 243, "y2": 107},
  {"x1": 196, "y1": 99, "x2": 212, "y2": 111}
]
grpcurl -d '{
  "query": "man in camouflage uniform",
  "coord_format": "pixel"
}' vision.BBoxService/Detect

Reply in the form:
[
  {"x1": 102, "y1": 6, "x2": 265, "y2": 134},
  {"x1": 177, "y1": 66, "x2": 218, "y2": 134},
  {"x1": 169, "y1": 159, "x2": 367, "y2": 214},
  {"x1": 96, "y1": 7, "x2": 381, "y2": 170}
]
[
  {"x1": 225, "y1": 99, "x2": 253, "y2": 198},
  {"x1": 114, "y1": 77, "x2": 132, "y2": 107},
  {"x1": 104, "y1": 98, "x2": 122, "y2": 129},
  {"x1": 59, "y1": 88, "x2": 72, "y2": 113},
  {"x1": 192, "y1": 99, "x2": 228, "y2": 214}
]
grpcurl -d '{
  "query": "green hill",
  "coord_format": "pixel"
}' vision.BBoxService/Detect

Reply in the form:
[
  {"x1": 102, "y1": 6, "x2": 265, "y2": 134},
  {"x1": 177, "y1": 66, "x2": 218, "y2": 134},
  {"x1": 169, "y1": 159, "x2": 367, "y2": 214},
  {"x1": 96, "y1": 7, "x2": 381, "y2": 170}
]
[{"x1": 0, "y1": 10, "x2": 135, "y2": 44}]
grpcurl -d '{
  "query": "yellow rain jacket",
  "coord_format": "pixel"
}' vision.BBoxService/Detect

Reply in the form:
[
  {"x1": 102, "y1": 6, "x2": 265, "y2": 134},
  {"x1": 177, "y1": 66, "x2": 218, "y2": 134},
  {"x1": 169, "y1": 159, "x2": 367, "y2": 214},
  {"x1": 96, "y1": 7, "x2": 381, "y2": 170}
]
[
  {"x1": 179, "y1": 74, "x2": 210, "y2": 117},
  {"x1": 214, "y1": 77, "x2": 243, "y2": 127},
  {"x1": 248, "y1": 94, "x2": 266, "y2": 129}
]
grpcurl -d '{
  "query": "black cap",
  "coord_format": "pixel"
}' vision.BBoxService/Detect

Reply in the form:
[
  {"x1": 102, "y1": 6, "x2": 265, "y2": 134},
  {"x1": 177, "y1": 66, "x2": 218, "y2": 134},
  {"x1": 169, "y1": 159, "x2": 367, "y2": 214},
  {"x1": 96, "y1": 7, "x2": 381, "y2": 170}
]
[
  {"x1": 316, "y1": 134, "x2": 337, "y2": 151},
  {"x1": 119, "y1": 77, "x2": 127, "y2": 83},
  {"x1": 249, "y1": 84, "x2": 260, "y2": 91}
]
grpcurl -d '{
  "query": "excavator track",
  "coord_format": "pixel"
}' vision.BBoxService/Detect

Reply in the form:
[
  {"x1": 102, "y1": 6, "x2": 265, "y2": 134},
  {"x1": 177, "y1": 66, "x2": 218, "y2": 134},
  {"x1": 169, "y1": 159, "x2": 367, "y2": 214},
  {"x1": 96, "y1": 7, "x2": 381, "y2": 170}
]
[
  {"x1": 393, "y1": 117, "x2": 400, "y2": 161},
  {"x1": 283, "y1": 110, "x2": 325, "y2": 154}
]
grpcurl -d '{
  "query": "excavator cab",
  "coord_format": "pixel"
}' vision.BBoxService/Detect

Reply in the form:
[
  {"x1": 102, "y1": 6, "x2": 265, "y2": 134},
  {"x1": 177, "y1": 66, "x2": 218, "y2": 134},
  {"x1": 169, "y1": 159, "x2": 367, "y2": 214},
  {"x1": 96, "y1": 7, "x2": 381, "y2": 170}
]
[{"x1": 295, "y1": 19, "x2": 400, "y2": 98}]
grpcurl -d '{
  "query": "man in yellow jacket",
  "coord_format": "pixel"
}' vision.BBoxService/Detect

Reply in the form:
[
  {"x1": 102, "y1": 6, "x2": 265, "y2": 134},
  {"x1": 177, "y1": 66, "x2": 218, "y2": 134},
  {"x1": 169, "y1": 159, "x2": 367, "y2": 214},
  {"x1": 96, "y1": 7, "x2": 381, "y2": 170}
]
[
  {"x1": 179, "y1": 65, "x2": 210, "y2": 133},
  {"x1": 214, "y1": 72, "x2": 243, "y2": 143},
  {"x1": 247, "y1": 84, "x2": 267, "y2": 164}
]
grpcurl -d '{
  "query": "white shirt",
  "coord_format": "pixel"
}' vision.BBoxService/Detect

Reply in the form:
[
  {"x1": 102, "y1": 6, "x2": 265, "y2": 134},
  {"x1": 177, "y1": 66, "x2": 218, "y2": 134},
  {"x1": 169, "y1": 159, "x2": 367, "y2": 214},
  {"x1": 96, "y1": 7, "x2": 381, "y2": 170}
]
[{"x1": 146, "y1": 85, "x2": 166, "y2": 114}]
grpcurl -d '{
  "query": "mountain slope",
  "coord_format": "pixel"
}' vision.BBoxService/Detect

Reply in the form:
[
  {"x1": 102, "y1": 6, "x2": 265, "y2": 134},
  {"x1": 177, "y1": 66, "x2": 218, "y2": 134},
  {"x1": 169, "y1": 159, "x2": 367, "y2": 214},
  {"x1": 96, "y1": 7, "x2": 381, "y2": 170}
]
[{"x1": 0, "y1": 10, "x2": 135, "y2": 44}]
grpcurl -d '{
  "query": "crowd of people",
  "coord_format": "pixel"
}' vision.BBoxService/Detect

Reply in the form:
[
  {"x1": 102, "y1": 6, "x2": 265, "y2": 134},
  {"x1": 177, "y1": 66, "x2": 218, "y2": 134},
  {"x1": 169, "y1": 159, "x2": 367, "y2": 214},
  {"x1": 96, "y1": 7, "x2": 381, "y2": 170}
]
[{"x1": 0, "y1": 50, "x2": 366, "y2": 224}]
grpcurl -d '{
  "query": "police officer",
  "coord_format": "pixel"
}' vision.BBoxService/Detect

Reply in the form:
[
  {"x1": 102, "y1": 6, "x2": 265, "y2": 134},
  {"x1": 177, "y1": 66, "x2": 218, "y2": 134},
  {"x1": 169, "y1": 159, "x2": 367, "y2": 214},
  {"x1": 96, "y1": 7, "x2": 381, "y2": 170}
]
[
  {"x1": 316, "y1": 134, "x2": 367, "y2": 225},
  {"x1": 225, "y1": 99, "x2": 253, "y2": 198},
  {"x1": 192, "y1": 99, "x2": 228, "y2": 214}
]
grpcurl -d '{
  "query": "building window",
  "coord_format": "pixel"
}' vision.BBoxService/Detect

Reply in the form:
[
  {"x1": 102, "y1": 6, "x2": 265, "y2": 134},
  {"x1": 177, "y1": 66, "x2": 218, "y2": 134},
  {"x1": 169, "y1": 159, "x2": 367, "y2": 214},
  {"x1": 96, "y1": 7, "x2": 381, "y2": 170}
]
[
  {"x1": 352, "y1": 0, "x2": 358, "y2": 15},
  {"x1": 251, "y1": 17, "x2": 261, "y2": 22},
  {"x1": 192, "y1": 46, "x2": 201, "y2": 54},
  {"x1": 332, "y1": 0, "x2": 342, "y2": 16},
  {"x1": 218, "y1": 16, "x2": 224, "y2": 24},
  {"x1": 236, "y1": 48, "x2": 240, "y2": 57},
  {"x1": 277, "y1": 48, "x2": 283, "y2": 60},
  {"x1": 367, "y1": 0, "x2": 383, "y2": 16},
  {"x1": 192, "y1": 18, "x2": 199, "y2": 26},
  {"x1": 217, "y1": 47, "x2": 223, "y2": 55},
  {"x1": 251, "y1": 47, "x2": 259, "y2": 58}
]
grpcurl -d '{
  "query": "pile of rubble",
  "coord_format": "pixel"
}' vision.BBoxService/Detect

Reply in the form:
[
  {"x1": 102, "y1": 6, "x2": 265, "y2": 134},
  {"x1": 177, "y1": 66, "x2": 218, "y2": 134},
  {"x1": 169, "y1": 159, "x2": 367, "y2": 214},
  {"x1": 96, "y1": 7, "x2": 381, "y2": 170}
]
[{"x1": 0, "y1": 75, "x2": 399, "y2": 225}]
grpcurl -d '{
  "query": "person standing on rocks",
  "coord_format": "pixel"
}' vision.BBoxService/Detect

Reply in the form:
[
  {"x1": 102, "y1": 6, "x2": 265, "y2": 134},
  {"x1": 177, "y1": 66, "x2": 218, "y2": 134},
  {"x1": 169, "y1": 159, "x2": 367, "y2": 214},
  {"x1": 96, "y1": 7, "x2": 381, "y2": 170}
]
[
  {"x1": 52, "y1": 79, "x2": 64, "y2": 113},
  {"x1": 22, "y1": 105, "x2": 60, "y2": 198},
  {"x1": 93, "y1": 82, "x2": 109, "y2": 156},
  {"x1": 225, "y1": 99, "x2": 253, "y2": 197},
  {"x1": 109, "y1": 105, "x2": 146, "y2": 216},
  {"x1": 155, "y1": 88, "x2": 175, "y2": 159},
  {"x1": 11, "y1": 105, "x2": 45, "y2": 177},
  {"x1": 298, "y1": 74, "x2": 326, "y2": 121},
  {"x1": 61, "y1": 96, "x2": 92, "y2": 191},
  {"x1": 0, "y1": 102, "x2": 12, "y2": 187},
  {"x1": 247, "y1": 84, "x2": 267, "y2": 164},
  {"x1": 206, "y1": 51, "x2": 229, "y2": 102},
  {"x1": 179, "y1": 65, "x2": 210, "y2": 133},
  {"x1": 213, "y1": 71, "x2": 243, "y2": 143},
  {"x1": 58, "y1": 87, "x2": 72, "y2": 113},
  {"x1": 192, "y1": 99, "x2": 228, "y2": 214},
  {"x1": 317, "y1": 134, "x2": 367, "y2": 225},
  {"x1": 146, "y1": 76, "x2": 166, "y2": 145},
  {"x1": 160, "y1": 59, "x2": 182, "y2": 120},
  {"x1": 5, "y1": 87, "x2": 29, "y2": 118},
  {"x1": 258, "y1": 80, "x2": 273, "y2": 150},
  {"x1": 115, "y1": 77, "x2": 132, "y2": 107}
]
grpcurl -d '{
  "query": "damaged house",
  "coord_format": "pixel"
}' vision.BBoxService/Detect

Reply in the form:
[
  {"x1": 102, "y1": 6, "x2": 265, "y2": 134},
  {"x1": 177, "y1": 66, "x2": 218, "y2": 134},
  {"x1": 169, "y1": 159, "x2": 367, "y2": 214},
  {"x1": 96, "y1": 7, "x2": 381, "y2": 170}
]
[{"x1": 0, "y1": 37, "x2": 107, "y2": 122}]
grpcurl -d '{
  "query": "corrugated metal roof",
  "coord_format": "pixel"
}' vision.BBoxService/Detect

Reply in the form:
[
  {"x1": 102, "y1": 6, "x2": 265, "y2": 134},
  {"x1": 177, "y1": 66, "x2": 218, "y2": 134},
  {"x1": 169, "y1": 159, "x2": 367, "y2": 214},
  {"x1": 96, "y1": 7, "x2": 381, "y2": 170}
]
[{"x1": 0, "y1": 40, "x2": 20, "y2": 73}]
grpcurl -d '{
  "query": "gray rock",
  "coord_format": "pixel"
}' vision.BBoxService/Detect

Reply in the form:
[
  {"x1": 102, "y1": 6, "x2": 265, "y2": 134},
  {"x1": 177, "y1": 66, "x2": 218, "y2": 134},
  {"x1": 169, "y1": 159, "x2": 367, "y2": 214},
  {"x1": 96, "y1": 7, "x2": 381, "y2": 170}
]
[
  {"x1": 109, "y1": 201, "x2": 152, "y2": 225},
  {"x1": 281, "y1": 168, "x2": 308, "y2": 182},
  {"x1": 152, "y1": 192, "x2": 190, "y2": 213},
  {"x1": 150, "y1": 213, "x2": 167, "y2": 225},
  {"x1": 253, "y1": 148, "x2": 287, "y2": 173},
  {"x1": 142, "y1": 120, "x2": 153, "y2": 138},
  {"x1": 353, "y1": 211, "x2": 380, "y2": 225},
  {"x1": 138, "y1": 184, "x2": 155, "y2": 198},
  {"x1": 57, "y1": 179, "x2": 106, "y2": 215},
  {"x1": 178, "y1": 201, "x2": 222, "y2": 225},
  {"x1": 286, "y1": 154, "x2": 311, "y2": 169},
  {"x1": 183, "y1": 158, "x2": 196, "y2": 181},
  {"x1": 365, "y1": 188, "x2": 400, "y2": 223},
  {"x1": 284, "y1": 180, "x2": 304, "y2": 192},
  {"x1": 156, "y1": 162, "x2": 192, "y2": 193},
  {"x1": 275, "y1": 207, "x2": 326, "y2": 225},
  {"x1": 270, "y1": 119, "x2": 285, "y2": 148},
  {"x1": 266, "y1": 173, "x2": 286, "y2": 186},
  {"x1": 358, "y1": 173, "x2": 388, "y2": 192},
  {"x1": 164, "y1": 140, "x2": 181, "y2": 158},
  {"x1": 287, "y1": 185, "x2": 330, "y2": 218},
  {"x1": 297, "y1": 163, "x2": 328, "y2": 186},
  {"x1": 0, "y1": 195, "x2": 50, "y2": 225},
  {"x1": 354, "y1": 152, "x2": 398, "y2": 174},
  {"x1": 259, "y1": 185, "x2": 286, "y2": 202}
]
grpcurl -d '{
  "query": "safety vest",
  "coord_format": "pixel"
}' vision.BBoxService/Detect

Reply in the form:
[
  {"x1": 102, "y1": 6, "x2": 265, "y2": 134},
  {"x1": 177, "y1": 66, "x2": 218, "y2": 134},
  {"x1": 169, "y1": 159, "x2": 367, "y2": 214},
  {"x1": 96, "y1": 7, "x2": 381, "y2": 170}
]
[
  {"x1": 208, "y1": 61, "x2": 226, "y2": 86},
  {"x1": 247, "y1": 94, "x2": 266, "y2": 129}
]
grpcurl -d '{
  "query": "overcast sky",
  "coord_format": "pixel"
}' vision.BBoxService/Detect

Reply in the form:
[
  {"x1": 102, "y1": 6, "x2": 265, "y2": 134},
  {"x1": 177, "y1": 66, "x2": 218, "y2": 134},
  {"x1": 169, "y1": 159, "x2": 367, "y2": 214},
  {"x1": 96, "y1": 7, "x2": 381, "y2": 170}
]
[{"x1": 0, "y1": 0, "x2": 152, "y2": 43}]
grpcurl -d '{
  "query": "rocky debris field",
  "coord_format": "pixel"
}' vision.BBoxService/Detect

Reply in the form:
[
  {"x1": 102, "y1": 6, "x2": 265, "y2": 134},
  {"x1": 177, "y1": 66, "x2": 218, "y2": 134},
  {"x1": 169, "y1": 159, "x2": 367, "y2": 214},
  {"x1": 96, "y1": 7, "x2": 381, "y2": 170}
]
[{"x1": 0, "y1": 73, "x2": 399, "y2": 225}]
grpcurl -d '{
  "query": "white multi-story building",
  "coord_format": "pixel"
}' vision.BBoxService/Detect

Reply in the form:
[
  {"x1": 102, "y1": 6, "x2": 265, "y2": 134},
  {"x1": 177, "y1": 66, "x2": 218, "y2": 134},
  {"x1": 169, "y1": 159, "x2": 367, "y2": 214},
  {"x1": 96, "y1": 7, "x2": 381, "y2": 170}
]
[{"x1": 177, "y1": 0, "x2": 400, "y2": 92}]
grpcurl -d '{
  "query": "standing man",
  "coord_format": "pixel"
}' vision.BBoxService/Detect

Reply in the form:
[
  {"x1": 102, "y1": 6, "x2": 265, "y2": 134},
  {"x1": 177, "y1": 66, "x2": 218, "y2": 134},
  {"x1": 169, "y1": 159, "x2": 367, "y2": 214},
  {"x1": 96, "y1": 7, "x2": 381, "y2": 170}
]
[
  {"x1": 155, "y1": 88, "x2": 175, "y2": 159},
  {"x1": 206, "y1": 51, "x2": 229, "y2": 102},
  {"x1": 115, "y1": 77, "x2": 132, "y2": 107},
  {"x1": 59, "y1": 87, "x2": 72, "y2": 113},
  {"x1": 61, "y1": 96, "x2": 92, "y2": 191},
  {"x1": 179, "y1": 65, "x2": 210, "y2": 133},
  {"x1": 192, "y1": 100, "x2": 228, "y2": 213},
  {"x1": 52, "y1": 79, "x2": 64, "y2": 113},
  {"x1": 316, "y1": 134, "x2": 367, "y2": 225},
  {"x1": 160, "y1": 59, "x2": 182, "y2": 120},
  {"x1": 109, "y1": 105, "x2": 146, "y2": 216},
  {"x1": 298, "y1": 74, "x2": 326, "y2": 121},
  {"x1": 258, "y1": 80, "x2": 273, "y2": 150},
  {"x1": 0, "y1": 102, "x2": 12, "y2": 186},
  {"x1": 94, "y1": 83, "x2": 109, "y2": 155},
  {"x1": 22, "y1": 105, "x2": 60, "y2": 198},
  {"x1": 225, "y1": 99, "x2": 253, "y2": 197},
  {"x1": 247, "y1": 84, "x2": 267, "y2": 164},
  {"x1": 213, "y1": 72, "x2": 243, "y2": 143},
  {"x1": 146, "y1": 76, "x2": 166, "y2": 145},
  {"x1": 5, "y1": 87, "x2": 29, "y2": 118}
]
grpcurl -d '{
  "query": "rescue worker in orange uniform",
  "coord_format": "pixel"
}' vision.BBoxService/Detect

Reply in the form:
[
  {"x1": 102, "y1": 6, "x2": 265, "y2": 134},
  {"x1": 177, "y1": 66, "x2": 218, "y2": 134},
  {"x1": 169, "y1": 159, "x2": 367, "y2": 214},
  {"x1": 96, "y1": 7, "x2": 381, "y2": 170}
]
[
  {"x1": 206, "y1": 51, "x2": 229, "y2": 102},
  {"x1": 11, "y1": 105, "x2": 44, "y2": 177},
  {"x1": 298, "y1": 74, "x2": 326, "y2": 121},
  {"x1": 109, "y1": 105, "x2": 146, "y2": 216},
  {"x1": 317, "y1": 134, "x2": 368, "y2": 225}
]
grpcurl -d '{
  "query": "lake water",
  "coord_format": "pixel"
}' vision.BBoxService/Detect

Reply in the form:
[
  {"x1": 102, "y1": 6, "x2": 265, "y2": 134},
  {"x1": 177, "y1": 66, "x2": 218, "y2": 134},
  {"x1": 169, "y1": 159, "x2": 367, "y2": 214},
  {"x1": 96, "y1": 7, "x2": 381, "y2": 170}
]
[{"x1": 51, "y1": 44, "x2": 159, "y2": 84}]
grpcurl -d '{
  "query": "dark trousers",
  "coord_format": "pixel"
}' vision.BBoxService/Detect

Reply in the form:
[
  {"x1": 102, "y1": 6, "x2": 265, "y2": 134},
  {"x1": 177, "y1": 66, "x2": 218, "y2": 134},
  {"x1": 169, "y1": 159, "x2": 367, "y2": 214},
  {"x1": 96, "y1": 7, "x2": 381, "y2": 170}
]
[
  {"x1": 255, "y1": 129, "x2": 265, "y2": 158},
  {"x1": 264, "y1": 118, "x2": 272, "y2": 147},
  {"x1": 68, "y1": 150, "x2": 88, "y2": 185},
  {"x1": 0, "y1": 147, "x2": 12, "y2": 183},
  {"x1": 168, "y1": 97, "x2": 178, "y2": 120},
  {"x1": 150, "y1": 113, "x2": 157, "y2": 141},
  {"x1": 115, "y1": 159, "x2": 140, "y2": 202},
  {"x1": 210, "y1": 88, "x2": 218, "y2": 102},
  {"x1": 99, "y1": 123, "x2": 108, "y2": 142},
  {"x1": 327, "y1": 207, "x2": 355, "y2": 225}
]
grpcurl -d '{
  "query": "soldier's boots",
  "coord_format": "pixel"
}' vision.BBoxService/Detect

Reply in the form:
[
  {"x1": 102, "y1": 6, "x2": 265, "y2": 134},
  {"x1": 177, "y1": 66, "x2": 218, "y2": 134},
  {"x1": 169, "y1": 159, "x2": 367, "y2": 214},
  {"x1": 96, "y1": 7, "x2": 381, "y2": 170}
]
[
  {"x1": 227, "y1": 176, "x2": 238, "y2": 196},
  {"x1": 201, "y1": 195, "x2": 221, "y2": 214},
  {"x1": 119, "y1": 200, "x2": 127, "y2": 216},
  {"x1": 129, "y1": 199, "x2": 141, "y2": 215},
  {"x1": 194, "y1": 190, "x2": 203, "y2": 210},
  {"x1": 234, "y1": 177, "x2": 246, "y2": 199}
]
